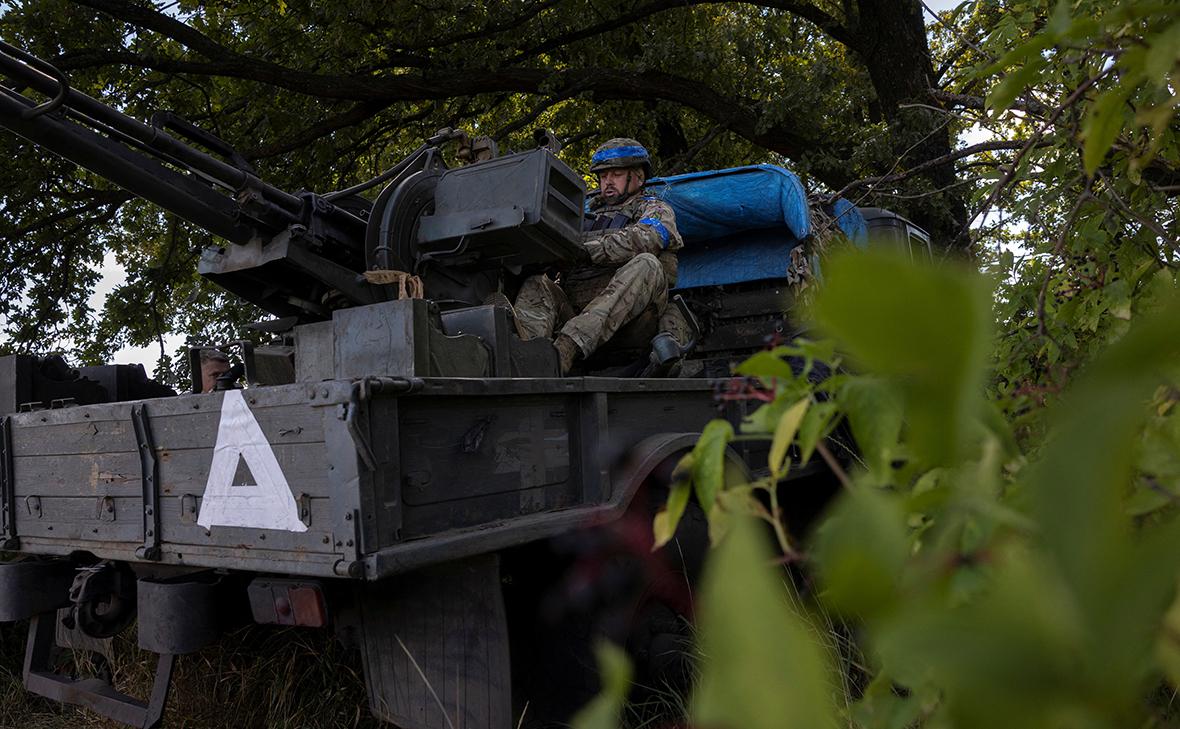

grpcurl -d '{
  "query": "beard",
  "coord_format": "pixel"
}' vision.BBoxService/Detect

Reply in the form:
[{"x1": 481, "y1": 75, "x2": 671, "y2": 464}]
[{"x1": 599, "y1": 187, "x2": 627, "y2": 205}]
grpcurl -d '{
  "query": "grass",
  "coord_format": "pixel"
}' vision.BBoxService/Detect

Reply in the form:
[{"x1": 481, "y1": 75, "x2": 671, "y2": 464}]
[{"x1": 0, "y1": 618, "x2": 383, "y2": 729}]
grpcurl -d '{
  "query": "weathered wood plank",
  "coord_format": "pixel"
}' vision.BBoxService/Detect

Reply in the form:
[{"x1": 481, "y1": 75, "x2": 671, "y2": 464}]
[
  {"x1": 157, "y1": 495, "x2": 337, "y2": 554},
  {"x1": 10, "y1": 441, "x2": 335, "y2": 499},
  {"x1": 10, "y1": 494, "x2": 339, "y2": 554},
  {"x1": 10, "y1": 417, "x2": 136, "y2": 456},
  {"x1": 14, "y1": 495, "x2": 142, "y2": 541},
  {"x1": 10, "y1": 400, "x2": 328, "y2": 456},
  {"x1": 156, "y1": 444, "x2": 334, "y2": 498},
  {"x1": 12, "y1": 451, "x2": 143, "y2": 497}
]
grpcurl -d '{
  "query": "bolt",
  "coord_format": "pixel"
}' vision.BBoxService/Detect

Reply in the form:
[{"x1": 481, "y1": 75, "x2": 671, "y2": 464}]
[{"x1": 320, "y1": 387, "x2": 330, "y2": 399}]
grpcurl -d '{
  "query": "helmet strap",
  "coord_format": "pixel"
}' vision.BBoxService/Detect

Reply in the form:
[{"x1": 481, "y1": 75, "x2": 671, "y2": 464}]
[{"x1": 625, "y1": 169, "x2": 640, "y2": 197}]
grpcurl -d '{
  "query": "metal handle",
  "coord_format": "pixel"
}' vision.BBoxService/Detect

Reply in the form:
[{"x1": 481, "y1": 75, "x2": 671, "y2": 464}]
[{"x1": 0, "y1": 40, "x2": 71, "y2": 119}]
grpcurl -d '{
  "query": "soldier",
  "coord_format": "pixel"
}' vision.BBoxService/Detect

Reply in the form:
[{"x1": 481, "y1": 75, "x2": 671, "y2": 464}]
[
  {"x1": 514, "y1": 138, "x2": 683, "y2": 374},
  {"x1": 198, "y1": 349, "x2": 231, "y2": 393}
]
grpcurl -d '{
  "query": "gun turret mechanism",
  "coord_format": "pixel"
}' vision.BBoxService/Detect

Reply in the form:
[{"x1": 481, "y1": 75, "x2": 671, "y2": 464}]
[{"x1": 0, "y1": 42, "x2": 587, "y2": 321}]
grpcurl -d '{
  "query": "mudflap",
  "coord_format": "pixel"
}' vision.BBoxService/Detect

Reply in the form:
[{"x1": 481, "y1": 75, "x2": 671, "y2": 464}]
[
  {"x1": 355, "y1": 554, "x2": 512, "y2": 729},
  {"x1": 0, "y1": 559, "x2": 74, "y2": 621}
]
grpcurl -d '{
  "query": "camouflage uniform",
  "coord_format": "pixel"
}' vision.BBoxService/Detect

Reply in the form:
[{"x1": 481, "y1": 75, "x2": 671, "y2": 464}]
[{"x1": 515, "y1": 188, "x2": 683, "y2": 357}]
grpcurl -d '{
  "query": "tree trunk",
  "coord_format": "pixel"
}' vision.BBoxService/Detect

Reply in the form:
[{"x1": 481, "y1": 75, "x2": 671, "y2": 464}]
[{"x1": 852, "y1": 0, "x2": 970, "y2": 251}]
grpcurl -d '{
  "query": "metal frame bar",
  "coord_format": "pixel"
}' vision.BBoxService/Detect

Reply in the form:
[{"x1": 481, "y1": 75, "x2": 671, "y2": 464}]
[
  {"x1": 24, "y1": 612, "x2": 175, "y2": 729},
  {"x1": 0, "y1": 415, "x2": 16, "y2": 549},
  {"x1": 130, "y1": 405, "x2": 161, "y2": 561}
]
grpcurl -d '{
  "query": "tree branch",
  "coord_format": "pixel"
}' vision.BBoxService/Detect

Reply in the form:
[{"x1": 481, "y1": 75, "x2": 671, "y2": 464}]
[
  {"x1": 930, "y1": 89, "x2": 1050, "y2": 117},
  {"x1": 244, "y1": 100, "x2": 394, "y2": 159},
  {"x1": 55, "y1": 48, "x2": 836, "y2": 177},
  {"x1": 829, "y1": 139, "x2": 1031, "y2": 200},
  {"x1": 513, "y1": 0, "x2": 854, "y2": 63}
]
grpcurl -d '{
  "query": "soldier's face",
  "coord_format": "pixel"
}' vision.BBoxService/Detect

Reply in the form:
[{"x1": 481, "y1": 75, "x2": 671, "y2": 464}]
[
  {"x1": 201, "y1": 359, "x2": 231, "y2": 393},
  {"x1": 597, "y1": 167, "x2": 642, "y2": 204}
]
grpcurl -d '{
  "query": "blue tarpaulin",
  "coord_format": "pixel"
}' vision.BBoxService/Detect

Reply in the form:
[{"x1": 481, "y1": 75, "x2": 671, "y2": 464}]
[
  {"x1": 674, "y1": 228, "x2": 802, "y2": 290},
  {"x1": 644, "y1": 165, "x2": 811, "y2": 243},
  {"x1": 830, "y1": 197, "x2": 868, "y2": 248},
  {"x1": 592, "y1": 163, "x2": 866, "y2": 289}
]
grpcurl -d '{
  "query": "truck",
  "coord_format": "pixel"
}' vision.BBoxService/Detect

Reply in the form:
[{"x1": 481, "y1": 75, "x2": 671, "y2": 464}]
[{"x1": 0, "y1": 39, "x2": 912, "y2": 729}]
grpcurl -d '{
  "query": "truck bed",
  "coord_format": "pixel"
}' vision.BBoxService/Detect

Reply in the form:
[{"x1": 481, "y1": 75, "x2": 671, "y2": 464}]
[{"x1": 1, "y1": 377, "x2": 723, "y2": 580}]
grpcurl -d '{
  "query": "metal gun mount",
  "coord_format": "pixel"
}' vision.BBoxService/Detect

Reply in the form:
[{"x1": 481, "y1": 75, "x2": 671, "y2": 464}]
[{"x1": 0, "y1": 41, "x2": 587, "y2": 321}]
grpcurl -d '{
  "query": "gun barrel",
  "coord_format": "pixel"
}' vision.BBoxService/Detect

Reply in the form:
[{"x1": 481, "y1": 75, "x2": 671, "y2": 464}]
[{"x1": 0, "y1": 41, "x2": 307, "y2": 242}]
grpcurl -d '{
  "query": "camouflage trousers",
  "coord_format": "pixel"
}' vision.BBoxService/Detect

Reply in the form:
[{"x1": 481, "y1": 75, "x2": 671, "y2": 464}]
[{"x1": 514, "y1": 252, "x2": 669, "y2": 357}]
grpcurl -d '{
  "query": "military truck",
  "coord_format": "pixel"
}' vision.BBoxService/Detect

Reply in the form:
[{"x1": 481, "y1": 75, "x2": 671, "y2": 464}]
[{"x1": 0, "y1": 40, "x2": 909, "y2": 729}]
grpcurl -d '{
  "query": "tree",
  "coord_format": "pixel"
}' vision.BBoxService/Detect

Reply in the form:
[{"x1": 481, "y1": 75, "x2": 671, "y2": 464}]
[{"x1": 0, "y1": 0, "x2": 969, "y2": 371}]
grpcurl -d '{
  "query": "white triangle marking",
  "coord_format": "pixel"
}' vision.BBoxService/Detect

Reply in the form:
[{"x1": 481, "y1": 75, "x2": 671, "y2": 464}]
[{"x1": 198, "y1": 390, "x2": 307, "y2": 532}]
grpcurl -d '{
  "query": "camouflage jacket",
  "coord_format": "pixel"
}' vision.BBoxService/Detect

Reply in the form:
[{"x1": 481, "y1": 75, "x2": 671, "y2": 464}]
[{"x1": 581, "y1": 191, "x2": 682, "y2": 284}]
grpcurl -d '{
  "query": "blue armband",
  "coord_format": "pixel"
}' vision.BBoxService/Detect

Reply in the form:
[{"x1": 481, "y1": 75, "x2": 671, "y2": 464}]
[{"x1": 638, "y1": 217, "x2": 671, "y2": 248}]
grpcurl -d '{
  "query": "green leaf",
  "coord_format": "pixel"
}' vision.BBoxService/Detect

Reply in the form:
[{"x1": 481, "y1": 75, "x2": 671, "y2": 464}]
[
  {"x1": 735, "y1": 350, "x2": 796, "y2": 380},
  {"x1": 691, "y1": 518, "x2": 838, "y2": 729},
  {"x1": 816, "y1": 250, "x2": 993, "y2": 468},
  {"x1": 1083, "y1": 85, "x2": 1134, "y2": 176},
  {"x1": 840, "y1": 376, "x2": 904, "y2": 479},
  {"x1": 1046, "y1": 0, "x2": 1072, "y2": 36},
  {"x1": 769, "y1": 397, "x2": 810, "y2": 477},
  {"x1": 692, "y1": 419, "x2": 734, "y2": 514},
  {"x1": 743, "y1": 388, "x2": 813, "y2": 433},
  {"x1": 872, "y1": 547, "x2": 1089, "y2": 727},
  {"x1": 811, "y1": 487, "x2": 909, "y2": 618},
  {"x1": 716, "y1": 484, "x2": 767, "y2": 519},
  {"x1": 1144, "y1": 20, "x2": 1180, "y2": 83},
  {"x1": 798, "y1": 401, "x2": 840, "y2": 464},
  {"x1": 987, "y1": 56, "x2": 1048, "y2": 113},
  {"x1": 851, "y1": 675, "x2": 924, "y2": 729},
  {"x1": 1157, "y1": 579, "x2": 1180, "y2": 689},
  {"x1": 1102, "y1": 278, "x2": 1133, "y2": 320},
  {"x1": 653, "y1": 476, "x2": 691, "y2": 550},
  {"x1": 570, "y1": 642, "x2": 633, "y2": 729}
]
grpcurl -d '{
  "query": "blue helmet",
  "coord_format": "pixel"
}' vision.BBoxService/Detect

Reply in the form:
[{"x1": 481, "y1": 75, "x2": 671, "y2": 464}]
[{"x1": 589, "y1": 137, "x2": 653, "y2": 177}]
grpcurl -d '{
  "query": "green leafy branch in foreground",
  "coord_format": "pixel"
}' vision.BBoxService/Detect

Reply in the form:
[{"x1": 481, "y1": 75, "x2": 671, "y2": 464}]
[{"x1": 610, "y1": 248, "x2": 1180, "y2": 729}]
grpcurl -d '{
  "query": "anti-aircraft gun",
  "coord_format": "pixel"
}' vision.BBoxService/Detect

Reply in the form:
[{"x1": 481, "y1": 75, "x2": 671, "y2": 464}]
[{"x1": 0, "y1": 41, "x2": 908, "y2": 729}]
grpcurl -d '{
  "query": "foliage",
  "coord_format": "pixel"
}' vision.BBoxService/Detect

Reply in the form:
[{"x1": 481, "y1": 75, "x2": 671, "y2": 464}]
[
  {"x1": 655, "y1": 245, "x2": 1180, "y2": 728},
  {"x1": 930, "y1": 0, "x2": 1180, "y2": 436},
  {"x1": 637, "y1": 4, "x2": 1180, "y2": 725}
]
